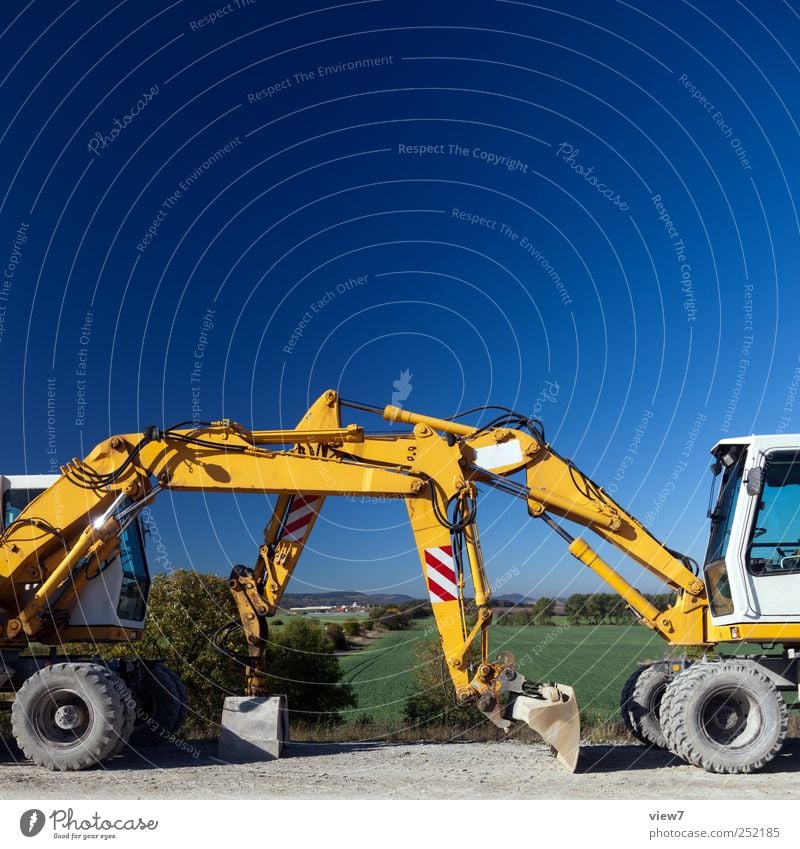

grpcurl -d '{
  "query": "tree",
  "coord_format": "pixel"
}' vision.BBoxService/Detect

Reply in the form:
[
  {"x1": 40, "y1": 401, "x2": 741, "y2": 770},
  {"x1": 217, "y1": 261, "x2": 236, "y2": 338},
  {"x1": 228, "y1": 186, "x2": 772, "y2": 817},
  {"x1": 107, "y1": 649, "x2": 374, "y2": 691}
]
[
  {"x1": 608, "y1": 595, "x2": 631, "y2": 624},
  {"x1": 262, "y1": 618, "x2": 356, "y2": 725},
  {"x1": 562, "y1": 592, "x2": 646, "y2": 625},
  {"x1": 646, "y1": 592, "x2": 676, "y2": 612},
  {"x1": 103, "y1": 570, "x2": 245, "y2": 736},
  {"x1": 564, "y1": 593, "x2": 586, "y2": 625},
  {"x1": 404, "y1": 639, "x2": 481, "y2": 730},
  {"x1": 343, "y1": 619, "x2": 361, "y2": 637},
  {"x1": 373, "y1": 605, "x2": 411, "y2": 630},
  {"x1": 530, "y1": 597, "x2": 555, "y2": 625},
  {"x1": 102, "y1": 570, "x2": 356, "y2": 734},
  {"x1": 324, "y1": 622, "x2": 348, "y2": 650}
]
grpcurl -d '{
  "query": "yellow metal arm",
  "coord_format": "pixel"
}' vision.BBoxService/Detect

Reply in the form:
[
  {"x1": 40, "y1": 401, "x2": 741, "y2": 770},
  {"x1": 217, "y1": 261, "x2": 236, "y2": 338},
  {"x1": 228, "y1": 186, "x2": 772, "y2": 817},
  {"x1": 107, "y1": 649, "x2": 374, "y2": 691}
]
[
  {"x1": 0, "y1": 391, "x2": 420, "y2": 643},
  {"x1": 0, "y1": 389, "x2": 708, "y2": 724},
  {"x1": 381, "y1": 402, "x2": 709, "y2": 646},
  {"x1": 0, "y1": 390, "x2": 589, "y2": 761}
]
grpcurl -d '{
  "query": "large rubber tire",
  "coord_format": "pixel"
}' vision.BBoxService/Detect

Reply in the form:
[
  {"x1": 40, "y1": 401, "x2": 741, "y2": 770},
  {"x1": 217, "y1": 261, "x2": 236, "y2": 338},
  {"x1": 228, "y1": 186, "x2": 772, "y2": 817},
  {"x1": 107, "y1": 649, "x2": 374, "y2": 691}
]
[
  {"x1": 101, "y1": 668, "x2": 136, "y2": 756},
  {"x1": 620, "y1": 663, "x2": 671, "y2": 748},
  {"x1": 157, "y1": 665, "x2": 188, "y2": 733},
  {"x1": 128, "y1": 664, "x2": 186, "y2": 748},
  {"x1": 11, "y1": 663, "x2": 131, "y2": 771},
  {"x1": 660, "y1": 660, "x2": 788, "y2": 774}
]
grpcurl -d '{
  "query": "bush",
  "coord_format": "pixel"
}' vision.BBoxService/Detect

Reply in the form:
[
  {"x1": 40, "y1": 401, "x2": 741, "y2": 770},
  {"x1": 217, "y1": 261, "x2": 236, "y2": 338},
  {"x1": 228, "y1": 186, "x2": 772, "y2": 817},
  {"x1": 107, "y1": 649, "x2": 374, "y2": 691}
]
[
  {"x1": 324, "y1": 622, "x2": 348, "y2": 650},
  {"x1": 373, "y1": 605, "x2": 411, "y2": 630},
  {"x1": 263, "y1": 619, "x2": 356, "y2": 725},
  {"x1": 404, "y1": 639, "x2": 481, "y2": 730},
  {"x1": 100, "y1": 570, "x2": 356, "y2": 735},
  {"x1": 343, "y1": 619, "x2": 361, "y2": 637},
  {"x1": 101, "y1": 570, "x2": 245, "y2": 737}
]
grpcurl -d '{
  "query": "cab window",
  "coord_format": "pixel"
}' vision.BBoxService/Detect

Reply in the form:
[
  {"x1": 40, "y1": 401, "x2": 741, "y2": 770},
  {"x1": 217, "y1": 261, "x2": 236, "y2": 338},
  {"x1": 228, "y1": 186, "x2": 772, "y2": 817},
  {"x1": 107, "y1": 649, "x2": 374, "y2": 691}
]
[
  {"x1": 748, "y1": 450, "x2": 800, "y2": 575},
  {"x1": 705, "y1": 450, "x2": 746, "y2": 565},
  {"x1": 704, "y1": 448, "x2": 745, "y2": 616},
  {"x1": 3, "y1": 488, "x2": 46, "y2": 528},
  {"x1": 115, "y1": 522, "x2": 150, "y2": 622}
]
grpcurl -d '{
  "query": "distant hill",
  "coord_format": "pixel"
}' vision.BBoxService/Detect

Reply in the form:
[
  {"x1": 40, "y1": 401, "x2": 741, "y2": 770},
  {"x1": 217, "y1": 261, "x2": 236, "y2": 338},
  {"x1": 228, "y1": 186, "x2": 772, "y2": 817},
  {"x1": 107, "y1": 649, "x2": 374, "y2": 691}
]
[
  {"x1": 281, "y1": 591, "x2": 418, "y2": 608},
  {"x1": 280, "y1": 590, "x2": 566, "y2": 610},
  {"x1": 497, "y1": 594, "x2": 567, "y2": 604}
]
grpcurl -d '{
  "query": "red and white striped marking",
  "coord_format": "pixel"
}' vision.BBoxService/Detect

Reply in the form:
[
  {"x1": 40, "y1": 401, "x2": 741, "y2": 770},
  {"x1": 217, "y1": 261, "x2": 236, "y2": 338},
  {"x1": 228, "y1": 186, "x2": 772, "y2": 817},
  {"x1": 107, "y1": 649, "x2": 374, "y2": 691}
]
[
  {"x1": 424, "y1": 545, "x2": 457, "y2": 603},
  {"x1": 282, "y1": 495, "x2": 321, "y2": 542}
]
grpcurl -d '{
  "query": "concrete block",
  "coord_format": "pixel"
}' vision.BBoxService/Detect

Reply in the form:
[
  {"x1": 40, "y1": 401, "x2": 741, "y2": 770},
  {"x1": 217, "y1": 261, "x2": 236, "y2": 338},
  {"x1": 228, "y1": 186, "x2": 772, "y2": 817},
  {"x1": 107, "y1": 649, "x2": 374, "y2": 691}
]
[{"x1": 218, "y1": 695, "x2": 289, "y2": 761}]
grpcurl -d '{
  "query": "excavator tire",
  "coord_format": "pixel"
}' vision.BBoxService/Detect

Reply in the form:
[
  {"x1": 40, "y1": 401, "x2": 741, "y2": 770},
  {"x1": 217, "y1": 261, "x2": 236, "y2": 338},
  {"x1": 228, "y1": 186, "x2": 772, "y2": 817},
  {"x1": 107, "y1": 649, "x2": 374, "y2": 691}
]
[
  {"x1": 11, "y1": 662, "x2": 131, "y2": 771},
  {"x1": 100, "y1": 667, "x2": 136, "y2": 756},
  {"x1": 128, "y1": 663, "x2": 187, "y2": 748},
  {"x1": 620, "y1": 662, "x2": 670, "y2": 749},
  {"x1": 157, "y1": 665, "x2": 188, "y2": 733},
  {"x1": 660, "y1": 660, "x2": 788, "y2": 774}
]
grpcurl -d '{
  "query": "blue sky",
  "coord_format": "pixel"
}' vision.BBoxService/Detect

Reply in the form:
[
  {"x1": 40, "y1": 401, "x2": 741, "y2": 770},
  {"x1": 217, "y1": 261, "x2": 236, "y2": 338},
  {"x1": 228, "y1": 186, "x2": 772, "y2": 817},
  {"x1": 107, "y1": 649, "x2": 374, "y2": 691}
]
[{"x1": 1, "y1": 0, "x2": 799, "y2": 599}]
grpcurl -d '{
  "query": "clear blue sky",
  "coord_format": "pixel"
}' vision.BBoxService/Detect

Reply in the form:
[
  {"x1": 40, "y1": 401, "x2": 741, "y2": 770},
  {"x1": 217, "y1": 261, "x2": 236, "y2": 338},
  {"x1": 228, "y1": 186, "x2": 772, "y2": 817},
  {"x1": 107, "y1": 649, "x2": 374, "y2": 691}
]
[{"x1": 1, "y1": 1, "x2": 798, "y2": 600}]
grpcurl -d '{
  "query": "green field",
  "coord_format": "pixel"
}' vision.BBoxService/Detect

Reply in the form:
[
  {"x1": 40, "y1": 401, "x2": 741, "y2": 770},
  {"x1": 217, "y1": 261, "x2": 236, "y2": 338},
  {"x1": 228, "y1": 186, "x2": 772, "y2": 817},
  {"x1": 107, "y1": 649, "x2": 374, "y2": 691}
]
[
  {"x1": 339, "y1": 617, "x2": 666, "y2": 725},
  {"x1": 339, "y1": 624, "x2": 430, "y2": 721}
]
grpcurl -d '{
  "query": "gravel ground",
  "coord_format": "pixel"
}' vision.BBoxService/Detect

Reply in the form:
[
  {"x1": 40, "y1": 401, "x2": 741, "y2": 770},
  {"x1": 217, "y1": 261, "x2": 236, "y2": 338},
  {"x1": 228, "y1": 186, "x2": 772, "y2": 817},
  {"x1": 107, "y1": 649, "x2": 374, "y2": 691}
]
[{"x1": 2, "y1": 739, "x2": 799, "y2": 799}]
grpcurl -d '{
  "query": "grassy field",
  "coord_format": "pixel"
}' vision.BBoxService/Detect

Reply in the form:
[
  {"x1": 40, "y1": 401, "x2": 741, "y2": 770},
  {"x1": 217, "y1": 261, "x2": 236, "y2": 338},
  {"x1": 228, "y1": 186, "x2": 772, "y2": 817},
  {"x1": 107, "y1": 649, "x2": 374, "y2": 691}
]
[
  {"x1": 338, "y1": 625, "x2": 429, "y2": 722},
  {"x1": 338, "y1": 616, "x2": 667, "y2": 726},
  {"x1": 490, "y1": 619, "x2": 666, "y2": 723}
]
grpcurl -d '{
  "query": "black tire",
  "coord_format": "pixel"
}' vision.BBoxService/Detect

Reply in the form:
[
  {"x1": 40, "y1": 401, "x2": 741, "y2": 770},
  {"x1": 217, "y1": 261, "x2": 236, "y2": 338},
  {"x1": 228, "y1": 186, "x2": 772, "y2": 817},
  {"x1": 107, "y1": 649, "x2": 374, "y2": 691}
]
[
  {"x1": 11, "y1": 662, "x2": 130, "y2": 771},
  {"x1": 128, "y1": 664, "x2": 186, "y2": 748},
  {"x1": 620, "y1": 663, "x2": 671, "y2": 748},
  {"x1": 101, "y1": 669, "x2": 136, "y2": 756},
  {"x1": 660, "y1": 660, "x2": 788, "y2": 774},
  {"x1": 157, "y1": 665, "x2": 188, "y2": 733}
]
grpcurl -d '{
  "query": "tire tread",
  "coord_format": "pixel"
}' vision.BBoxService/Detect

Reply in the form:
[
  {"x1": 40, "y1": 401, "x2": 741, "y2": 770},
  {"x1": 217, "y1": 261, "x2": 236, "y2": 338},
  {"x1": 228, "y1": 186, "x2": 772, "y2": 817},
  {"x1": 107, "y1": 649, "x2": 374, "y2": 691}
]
[
  {"x1": 661, "y1": 660, "x2": 788, "y2": 774},
  {"x1": 11, "y1": 662, "x2": 128, "y2": 771}
]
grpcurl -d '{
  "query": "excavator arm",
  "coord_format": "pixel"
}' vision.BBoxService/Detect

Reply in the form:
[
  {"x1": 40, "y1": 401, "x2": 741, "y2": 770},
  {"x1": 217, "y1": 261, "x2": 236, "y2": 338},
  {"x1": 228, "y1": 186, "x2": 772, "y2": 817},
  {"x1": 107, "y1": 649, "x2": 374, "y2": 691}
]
[
  {"x1": 384, "y1": 402, "x2": 710, "y2": 646},
  {"x1": 0, "y1": 390, "x2": 581, "y2": 767},
  {"x1": 0, "y1": 387, "x2": 720, "y2": 772}
]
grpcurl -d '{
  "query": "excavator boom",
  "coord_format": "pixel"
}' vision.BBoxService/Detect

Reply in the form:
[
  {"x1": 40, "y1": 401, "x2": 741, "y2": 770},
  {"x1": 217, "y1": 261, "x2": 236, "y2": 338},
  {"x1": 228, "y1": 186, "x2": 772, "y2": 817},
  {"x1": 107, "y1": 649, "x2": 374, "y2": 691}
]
[{"x1": 0, "y1": 390, "x2": 581, "y2": 770}]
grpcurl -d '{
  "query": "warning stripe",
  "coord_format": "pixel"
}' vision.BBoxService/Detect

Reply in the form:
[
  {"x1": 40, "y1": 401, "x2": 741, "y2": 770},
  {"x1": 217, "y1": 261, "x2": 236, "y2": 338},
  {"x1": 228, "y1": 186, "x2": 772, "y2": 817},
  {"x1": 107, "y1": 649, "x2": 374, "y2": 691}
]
[
  {"x1": 424, "y1": 545, "x2": 457, "y2": 603},
  {"x1": 282, "y1": 495, "x2": 321, "y2": 542},
  {"x1": 284, "y1": 503, "x2": 316, "y2": 534}
]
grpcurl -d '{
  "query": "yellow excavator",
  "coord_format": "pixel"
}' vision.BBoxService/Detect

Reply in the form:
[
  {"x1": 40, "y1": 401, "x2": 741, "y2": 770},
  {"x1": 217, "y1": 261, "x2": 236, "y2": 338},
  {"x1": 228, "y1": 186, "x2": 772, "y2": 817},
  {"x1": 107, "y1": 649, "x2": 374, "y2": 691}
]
[{"x1": 1, "y1": 390, "x2": 798, "y2": 773}]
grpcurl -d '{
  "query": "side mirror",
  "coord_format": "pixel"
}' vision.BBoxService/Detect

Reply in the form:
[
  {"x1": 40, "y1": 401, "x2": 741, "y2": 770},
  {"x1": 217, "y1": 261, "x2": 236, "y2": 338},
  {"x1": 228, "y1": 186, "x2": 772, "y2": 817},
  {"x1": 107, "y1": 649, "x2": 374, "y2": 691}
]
[{"x1": 745, "y1": 467, "x2": 765, "y2": 496}]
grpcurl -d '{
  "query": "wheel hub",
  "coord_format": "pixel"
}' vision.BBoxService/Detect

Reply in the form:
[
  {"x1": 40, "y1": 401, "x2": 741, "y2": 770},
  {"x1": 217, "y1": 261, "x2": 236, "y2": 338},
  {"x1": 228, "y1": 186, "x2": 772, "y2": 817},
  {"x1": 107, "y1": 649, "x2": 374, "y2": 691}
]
[
  {"x1": 711, "y1": 704, "x2": 740, "y2": 731},
  {"x1": 32, "y1": 688, "x2": 92, "y2": 745},
  {"x1": 703, "y1": 691, "x2": 750, "y2": 744},
  {"x1": 54, "y1": 705, "x2": 82, "y2": 730}
]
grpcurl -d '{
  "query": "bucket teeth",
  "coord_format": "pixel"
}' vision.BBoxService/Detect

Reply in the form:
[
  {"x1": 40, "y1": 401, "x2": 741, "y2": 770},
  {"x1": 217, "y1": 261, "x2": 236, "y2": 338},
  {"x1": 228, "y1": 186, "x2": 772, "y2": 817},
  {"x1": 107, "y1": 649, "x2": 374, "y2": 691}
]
[{"x1": 508, "y1": 683, "x2": 580, "y2": 772}]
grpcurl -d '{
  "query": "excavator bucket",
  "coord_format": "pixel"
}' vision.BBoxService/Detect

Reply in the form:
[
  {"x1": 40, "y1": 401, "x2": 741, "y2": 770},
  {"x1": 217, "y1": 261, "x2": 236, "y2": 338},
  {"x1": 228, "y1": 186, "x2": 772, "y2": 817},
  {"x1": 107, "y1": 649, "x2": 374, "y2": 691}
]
[{"x1": 510, "y1": 684, "x2": 580, "y2": 772}]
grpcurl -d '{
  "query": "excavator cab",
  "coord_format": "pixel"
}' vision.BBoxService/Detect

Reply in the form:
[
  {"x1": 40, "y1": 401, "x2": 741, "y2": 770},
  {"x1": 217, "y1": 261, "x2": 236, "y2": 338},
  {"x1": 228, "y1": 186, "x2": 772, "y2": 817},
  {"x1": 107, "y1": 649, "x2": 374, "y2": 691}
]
[
  {"x1": 0, "y1": 475, "x2": 150, "y2": 635},
  {"x1": 704, "y1": 437, "x2": 800, "y2": 627}
]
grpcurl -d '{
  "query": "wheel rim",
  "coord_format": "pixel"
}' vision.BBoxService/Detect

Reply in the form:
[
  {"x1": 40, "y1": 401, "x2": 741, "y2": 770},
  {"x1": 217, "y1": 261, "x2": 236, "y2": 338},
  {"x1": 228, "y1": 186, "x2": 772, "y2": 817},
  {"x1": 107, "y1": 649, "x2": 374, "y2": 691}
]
[
  {"x1": 650, "y1": 682, "x2": 667, "y2": 722},
  {"x1": 700, "y1": 685, "x2": 762, "y2": 750},
  {"x1": 31, "y1": 688, "x2": 94, "y2": 749}
]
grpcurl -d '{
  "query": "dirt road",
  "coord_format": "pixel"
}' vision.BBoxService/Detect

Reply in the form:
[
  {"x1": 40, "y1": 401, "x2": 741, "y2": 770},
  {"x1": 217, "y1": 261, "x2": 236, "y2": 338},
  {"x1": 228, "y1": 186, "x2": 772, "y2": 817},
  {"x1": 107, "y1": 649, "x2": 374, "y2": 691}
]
[{"x1": 2, "y1": 739, "x2": 799, "y2": 799}]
